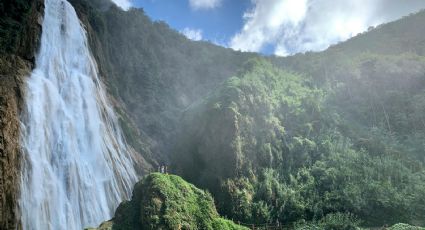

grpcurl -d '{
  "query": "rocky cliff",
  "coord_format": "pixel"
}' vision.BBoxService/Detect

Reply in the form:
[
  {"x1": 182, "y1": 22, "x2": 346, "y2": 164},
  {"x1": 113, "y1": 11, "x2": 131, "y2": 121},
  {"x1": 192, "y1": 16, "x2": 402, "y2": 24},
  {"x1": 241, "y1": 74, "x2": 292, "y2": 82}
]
[
  {"x1": 67, "y1": 0, "x2": 257, "y2": 166},
  {"x1": 0, "y1": 0, "x2": 44, "y2": 229},
  {"x1": 0, "y1": 56, "x2": 30, "y2": 230}
]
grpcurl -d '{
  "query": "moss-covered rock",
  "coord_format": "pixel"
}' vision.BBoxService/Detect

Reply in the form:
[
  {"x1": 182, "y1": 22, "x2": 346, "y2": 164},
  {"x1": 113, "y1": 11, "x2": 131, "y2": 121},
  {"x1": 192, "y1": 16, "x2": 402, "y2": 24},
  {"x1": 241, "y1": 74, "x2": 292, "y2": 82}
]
[
  {"x1": 112, "y1": 173, "x2": 247, "y2": 230},
  {"x1": 85, "y1": 221, "x2": 113, "y2": 230},
  {"x1": 387, "y1": 223, "x2": 425, "y2": 230}
]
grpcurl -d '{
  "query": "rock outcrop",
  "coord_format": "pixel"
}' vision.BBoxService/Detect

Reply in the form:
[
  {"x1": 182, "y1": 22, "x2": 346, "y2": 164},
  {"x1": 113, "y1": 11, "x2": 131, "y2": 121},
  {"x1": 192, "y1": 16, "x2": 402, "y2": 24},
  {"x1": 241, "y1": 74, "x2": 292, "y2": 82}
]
[
  {"x1": 106, "y1": 173, "x2": 247, "y2": 230},
  {"x1": 0, "y1": 0, "x2": 44, "y2": 229},
  {"x1": 0, "y1": 56, "x2": 30, "y2": 230}
]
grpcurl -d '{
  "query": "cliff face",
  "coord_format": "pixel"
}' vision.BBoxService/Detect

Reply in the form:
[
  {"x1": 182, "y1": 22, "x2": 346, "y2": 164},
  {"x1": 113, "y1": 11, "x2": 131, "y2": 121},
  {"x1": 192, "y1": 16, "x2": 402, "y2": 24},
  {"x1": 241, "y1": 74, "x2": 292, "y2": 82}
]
[
  {"x1": 0, "y1": 0, "x2": 43, "y2": 229},
  {"x1": 68, "y1": 0, "x2": 159, "y2": 170},
  {"x1": 68, "y1": 0, "x2": 256, "y2": 165},
  {"x1": 0, "y1": 57, "x2": 30, "y2": 230}
]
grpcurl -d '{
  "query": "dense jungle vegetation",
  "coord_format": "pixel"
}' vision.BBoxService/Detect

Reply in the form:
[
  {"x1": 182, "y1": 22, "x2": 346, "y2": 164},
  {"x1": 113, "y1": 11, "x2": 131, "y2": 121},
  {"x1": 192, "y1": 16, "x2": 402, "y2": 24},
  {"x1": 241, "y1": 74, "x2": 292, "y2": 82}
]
[
  {"x1": 172, "y1": 12, "x2": 425, "y2": 227},
  {"x1": 173, "y1": 58, "x2": 425, "y2": 227}
]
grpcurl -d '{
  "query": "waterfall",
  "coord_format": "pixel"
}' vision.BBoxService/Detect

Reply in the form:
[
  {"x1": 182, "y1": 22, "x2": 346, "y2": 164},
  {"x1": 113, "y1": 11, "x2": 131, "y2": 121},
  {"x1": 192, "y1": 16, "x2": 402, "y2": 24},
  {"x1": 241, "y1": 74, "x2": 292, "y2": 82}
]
[{"x1": 19, "y1": 0, "x2": 138, "y2": 229}]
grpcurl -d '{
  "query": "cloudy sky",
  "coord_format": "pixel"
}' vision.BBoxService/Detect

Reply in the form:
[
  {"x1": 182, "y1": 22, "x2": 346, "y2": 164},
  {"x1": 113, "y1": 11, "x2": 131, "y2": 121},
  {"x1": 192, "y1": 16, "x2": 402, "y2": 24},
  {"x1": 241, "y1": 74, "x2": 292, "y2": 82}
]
[{"x1": 112, "y1": 0, "x2": 425, "y2": 56}]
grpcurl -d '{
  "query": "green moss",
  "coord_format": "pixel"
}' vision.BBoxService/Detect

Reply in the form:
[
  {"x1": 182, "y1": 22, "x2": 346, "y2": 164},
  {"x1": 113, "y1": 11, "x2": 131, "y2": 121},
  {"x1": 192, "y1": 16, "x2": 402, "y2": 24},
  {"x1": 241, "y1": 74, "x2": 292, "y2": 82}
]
[
  {"x1": 85, "y1": 221, "x2": 113, "y2": 230},
  {"x1": 212, "y1": 218, "x2": 248, "y2": 230},
  {"x1": 387, "y1": 224, "x2": 425, "y2": 230},
  {"x1": 112, "y1": 173, "x2": 248, "y2": 230}
]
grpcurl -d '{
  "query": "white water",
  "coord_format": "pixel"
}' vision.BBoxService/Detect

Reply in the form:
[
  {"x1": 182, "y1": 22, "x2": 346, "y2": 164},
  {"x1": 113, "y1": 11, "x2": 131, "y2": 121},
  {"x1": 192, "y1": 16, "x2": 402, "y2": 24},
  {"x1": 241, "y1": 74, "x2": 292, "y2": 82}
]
[{"x1": 19, "y1": 0, "x2": 138, "y2": 229}]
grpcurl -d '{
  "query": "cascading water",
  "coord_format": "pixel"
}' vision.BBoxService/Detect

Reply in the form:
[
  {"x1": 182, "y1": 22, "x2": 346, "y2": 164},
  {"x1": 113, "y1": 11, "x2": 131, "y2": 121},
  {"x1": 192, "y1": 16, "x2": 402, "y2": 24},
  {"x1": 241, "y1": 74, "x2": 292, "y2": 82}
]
[{"x1": 19, "y1": 0, "x2": 138, "y2": 229}]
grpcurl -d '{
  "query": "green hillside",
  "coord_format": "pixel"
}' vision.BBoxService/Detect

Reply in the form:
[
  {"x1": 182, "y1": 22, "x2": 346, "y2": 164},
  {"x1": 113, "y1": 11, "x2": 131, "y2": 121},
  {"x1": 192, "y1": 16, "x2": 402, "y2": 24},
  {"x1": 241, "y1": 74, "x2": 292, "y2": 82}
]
[{"x1": 173, "y1": 58, "x2": 425, "y2": 226}]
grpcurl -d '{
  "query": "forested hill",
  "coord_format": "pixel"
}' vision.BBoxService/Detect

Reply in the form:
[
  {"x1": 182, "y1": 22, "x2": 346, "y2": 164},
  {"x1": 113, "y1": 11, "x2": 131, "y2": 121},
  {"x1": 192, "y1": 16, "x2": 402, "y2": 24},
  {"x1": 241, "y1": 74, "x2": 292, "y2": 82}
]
[
  {"x1": 66, "y1": 1, "x2": 425, "y2": 228},
  {"x1": 172, "y1": 10, "x2": 425, "y2": 227}
]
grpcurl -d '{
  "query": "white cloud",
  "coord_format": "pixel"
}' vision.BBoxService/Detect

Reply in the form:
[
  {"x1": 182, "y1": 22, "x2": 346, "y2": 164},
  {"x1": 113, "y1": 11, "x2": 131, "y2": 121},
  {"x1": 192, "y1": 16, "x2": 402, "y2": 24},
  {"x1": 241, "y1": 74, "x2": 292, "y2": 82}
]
[
  {"x1": 181, "y1": 28, "x2": 203, "y2": 41},
  {"x1": 189, "y1": 0, "x2": 222, "y2": 10},
  {"x1": 230, "y1": 0, "x2": 425, "y2": 56},
  {"x1": 111, "y1": 0, "x2": 132, "y2": 10}
]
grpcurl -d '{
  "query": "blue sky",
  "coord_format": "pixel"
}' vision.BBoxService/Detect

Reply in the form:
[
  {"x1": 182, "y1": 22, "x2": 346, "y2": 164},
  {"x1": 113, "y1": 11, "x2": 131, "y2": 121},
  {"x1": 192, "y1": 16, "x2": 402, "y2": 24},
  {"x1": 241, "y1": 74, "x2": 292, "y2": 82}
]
[
  {"x1": 112, "y1": 0, "x2": 425, "y2": 56},
  {"x1": 132, "y1": 0, "x2": 251, "y2": 47}
]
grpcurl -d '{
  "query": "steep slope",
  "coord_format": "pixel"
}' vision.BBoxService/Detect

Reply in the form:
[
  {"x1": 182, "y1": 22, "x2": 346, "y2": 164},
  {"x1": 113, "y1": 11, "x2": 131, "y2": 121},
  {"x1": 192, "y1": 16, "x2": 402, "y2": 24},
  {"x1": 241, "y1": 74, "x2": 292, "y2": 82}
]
[
  {"x1": 0, "y1": 0, "x2": 43, "y2": 228},
  {"x1": 68, "y1": 0, "x2": 257, "y2": 164},
  {"x1": 271, "y1": 10, "x2": 425, "y2": 164}
]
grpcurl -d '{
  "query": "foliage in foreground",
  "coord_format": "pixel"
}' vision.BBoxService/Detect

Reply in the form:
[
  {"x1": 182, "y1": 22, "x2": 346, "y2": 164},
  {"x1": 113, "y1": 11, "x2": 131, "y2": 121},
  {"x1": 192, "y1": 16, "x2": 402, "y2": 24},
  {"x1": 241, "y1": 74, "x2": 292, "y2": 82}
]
[
  {"x1": 294, "y1": 213, "x2": 361, "y2": 230},
  {"x1": 112, "y1": 173, "x2": 248, "y2": 230},
  {"x1": 387, "y1": 223, "x2": 425, "y2": 230}
]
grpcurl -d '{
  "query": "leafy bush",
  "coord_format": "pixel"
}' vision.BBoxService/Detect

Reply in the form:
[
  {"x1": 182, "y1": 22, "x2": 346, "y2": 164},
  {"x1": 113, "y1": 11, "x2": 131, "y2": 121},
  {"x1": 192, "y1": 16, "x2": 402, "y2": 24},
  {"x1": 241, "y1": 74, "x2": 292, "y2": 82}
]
[
  {"x1": 318, "y1": 213, "x2": 361, "y2": 230},
  {"x1": 212, "y1": 218, "x2": 248, "y2": 230},
  {"x1": 388, "y1": 223, "x2": 425, "y2": 230}
]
